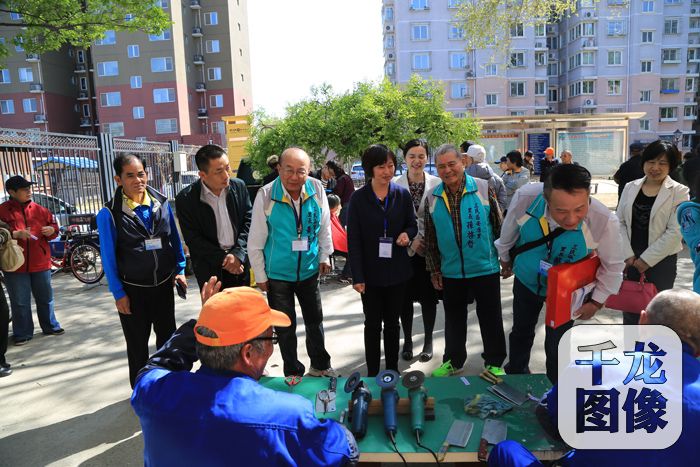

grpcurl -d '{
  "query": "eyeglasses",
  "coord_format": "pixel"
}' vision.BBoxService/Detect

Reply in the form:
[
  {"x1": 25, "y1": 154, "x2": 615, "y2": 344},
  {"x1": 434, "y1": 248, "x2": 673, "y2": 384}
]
[
  {"x1": 251, "y1": 331, "x2": 279, "y2": 345},
  {"x1": 281, "y1": 168, "x2": 308, "y2": 177}
]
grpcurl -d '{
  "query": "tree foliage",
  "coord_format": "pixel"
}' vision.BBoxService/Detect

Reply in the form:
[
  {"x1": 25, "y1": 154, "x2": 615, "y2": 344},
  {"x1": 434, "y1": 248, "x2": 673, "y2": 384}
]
[
  {"x1": 453, "y1": 0, "x2": 579, "y2": 62},
  {"x1": 246, "y1": 76, "x2": 481, "y2": 174},
  {"x1": 0, "y1": 0, "x2": 170, "y2": 61}
]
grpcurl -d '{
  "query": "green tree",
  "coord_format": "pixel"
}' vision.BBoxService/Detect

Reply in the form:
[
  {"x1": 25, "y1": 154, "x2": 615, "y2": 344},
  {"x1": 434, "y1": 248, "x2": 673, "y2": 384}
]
[
  {"x1": 246, "y1": 77, "x2": 481, "y2": 176},
  {"x1": 0, "y1": 0, "x2": 170, "y2": 61}
]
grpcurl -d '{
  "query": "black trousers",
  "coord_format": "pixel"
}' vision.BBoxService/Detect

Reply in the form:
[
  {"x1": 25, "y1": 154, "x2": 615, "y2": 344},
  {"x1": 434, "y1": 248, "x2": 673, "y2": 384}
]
[
  {"x1": 195, "y1": 263, "x2": 250, "y2": 290},
  {"x1": 120, "y1": 280, "x2": 176, "y2": 388},
  {"x1": 622, "y1": 254, "x2": 677, "y2": 325},
  {"x1": 361, "y1": 281, "x2": 407, "y2": 377},
  {"x1": 505, "y1": 277, "x2": 573, "y2": 383},
  {"x1": 400, "y1": 255, "x2": 437, "y2": 346},
  {"x1": 442, "y1": 273, "x2": 507, "y2": 369},
  {"x1": 0, "y1": 280, "x2": 9, "y2": 367},
  {"x1": 267, "y1": 273, "x2": 331, "y2": 376}
]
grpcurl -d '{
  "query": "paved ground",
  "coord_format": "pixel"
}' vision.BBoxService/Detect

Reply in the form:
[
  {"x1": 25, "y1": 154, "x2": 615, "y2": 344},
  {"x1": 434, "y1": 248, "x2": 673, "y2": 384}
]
[{"x1": 0, "y1": 182, "x2": 694, "y2": 466}]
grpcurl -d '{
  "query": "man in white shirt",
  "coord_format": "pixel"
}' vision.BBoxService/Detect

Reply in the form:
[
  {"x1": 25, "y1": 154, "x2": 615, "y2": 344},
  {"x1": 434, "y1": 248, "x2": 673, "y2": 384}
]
[
  {"x1": 248, "y1": 147, "x2": 335, "y2": 377},
  {"x1": 495, "y1": 164, "x2": 624, "y2": 382}
]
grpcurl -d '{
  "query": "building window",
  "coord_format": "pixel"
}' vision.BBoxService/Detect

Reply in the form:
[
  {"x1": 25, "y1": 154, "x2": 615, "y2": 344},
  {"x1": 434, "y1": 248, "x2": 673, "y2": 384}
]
[
  {"x1": 127, "y1": 45, "x2": 139, "y2": 58},
  {"x1": 9, "y1": 12, "x2": 22, "y2": 20},
  {"x1": 22, "y1": 98, "x2": 37, "y2": 113},
  {"x1": 153, "y1": 88, "x2": 175, "y2": 103},
  {"x1": 410, "y1": 0, "x2": 428, "y2": 10},
  {"x1": 412, "y1": 53, "x2": 430, "y2": 70},
  {"x1": 450, "y1": 82, "x2": 467, "y2": 99},
  {"x1": 81, "y1": 104, "x2": 90, "y2": 116},
  {"x1": 132, "y1": 106, "x2": 144, "y2": 119},
  {"x1": 548, "y1": 63, "x2": 558, "y2": 76},
  {"x1": 155, "y1": 118, "x2": 178, "y2": 134},
  {"x1": 662, "y1": 48, "x2": 680, "y2": 63},
  {"x1": 510, "y1": 23, "x2": 524, "y2": 37},
  {"x1": 449, "y1": 52, "x2": 467, "y2": 69},
  {"x1": 385, "y1": 62, "x2": 395, "y2": 76},
  {"x1": 640, "y1": 90, "x2": 652, "y2": 102},
  {"x1": 448, "y1": 25, "x2": 465, "y2": 40},
  {"x1": 687, "y1": 77, "x2": 697, "y2": 92},
  {"x1": 100, "y1": 92, "x2": 122, "y2": 107},
  {"x1": 533, "y1": 51, "x2": 545, "y2": 66},
  {"x1": 211, "y1": 121, "x2": 225, "y2": 134},
  {"x1": 95, "y1": 30, "x2": 116, "y2": 45},
  {"x1": 411, "y1": 24, "x2": 430, "y2": 41},
  {"x1": 510, "y1": 81, "x2": 526, "y2": 97},
  {"x1": 534, "y1": 23, "x2": 545, "y2": 37},
  {"x1": 484, "y1": 64, "x2": 497, "y2": 76},
  {"x1": 607, "y1": 21, "x2": 625, "y2": 36},
  {"x1": 149, "y1": 29, "x2": 171, "y2": 41},
  {"x1": 205, "y1": 40, "x2": 220, "y2": 53},
  {"x1": 608, "y1": 50, "x2": 622, "y2": 65},
  {"x1": 485, "y1": 94, "x2": 498, "y2": 106},
  {"x1": 689, "y1": 48, "x2": 700, "y2": 62},
  {"x1": 130, "y1": 75, "x2": 142, "y2": 89},
  {"x1": 608, "y1": 79, "x2": 622, "y2": 95},
  {"x1": 640, "y1": 119, "x2": 650, "y2": 131},
  {"x1": 569, "y1": 81, "x2": 582, "y2": 97},
  {"x1": 660, "y1": 107, "x2": 677, "y2": 120},
  {"x1": 535, "y1": 81, "x2": 546, "y2": 96},
  {"x1": 641, "y1": 31, "x2": 653, "y2": 43},
  {"x1": 157, "y1": 0, "x2": 168, "y2": 8},
  {"x1": 0, "y1": 69, "x2": 11, "y2": 84},
  {"x1": 383, "y1": 7, "x2": 394, "y2": 21},
  {"x1": 582, "y1": 80, "x2": 595, "y2": 94},
  {"x1": 510, "y1": 110, "x2": 525, "y2": 116},
  {"x1": 447, "y1": 0, "x2": 462, "y2": 7},
  {"x1": 642, "y1": 1, "x2": 654, "y2": 12},
  {"x1": 510, "y1": 51, "x2": 525, "y2": 67},
  {"x1": 661, "y1": 78, "x2": 679, "y2": 92},
  {"x1": 97, "y1": 61, "x2": 119, "y2": 76},
  {"x1": 664, "y1": 0, "x2": 680, "y2": 4},
  {"x1": 685, "y1": 105, "x2": 697, "y2": 118},
  {"x1": 641, "y1": 60, "x2": 652, "y2": 73},
  {"x1": 102, "y1": 122, "x2": 125, "y2": 136},
  {"x1": 0, "y1": 100, "x2": 14, "y2": 114},
  {"x1": 208, "y1": 67, "x2": 222, "y2": 81},
  {"x1": 18, "y1": 67, "x2": 33, "y2": 82},
  {"x1": 549, "y1": 88, "x2": 558, "y2": 102},
  {"x1": 210, "y1": 94, "x2": 224, "y2": 108},
  {"x1": 582, "y1": 22, "x2": 595, "y2": 36},
  {"x1": 151, "y1": 57, "x2": 173, "y2": 72},
  {"x1": 384, "y1": 35, "x2": 395, "y2": 48},
  {"x1": 204, "y1": 12, "x2": 219, "y2": 25},
  {"x1": 664, "y1": 19, "x2": 679, "y2": 35}
]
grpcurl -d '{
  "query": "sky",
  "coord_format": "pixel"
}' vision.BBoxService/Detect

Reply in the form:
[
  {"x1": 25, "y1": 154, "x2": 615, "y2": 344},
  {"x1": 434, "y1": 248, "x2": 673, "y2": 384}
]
[{"x1": 247, "y1": 0, "x2": 385, "y2": 118}]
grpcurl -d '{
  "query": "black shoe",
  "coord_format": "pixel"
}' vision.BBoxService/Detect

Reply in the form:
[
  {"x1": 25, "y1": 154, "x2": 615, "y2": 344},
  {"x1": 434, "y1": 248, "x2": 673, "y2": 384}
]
[
  {"x1": 401, "y1": 341, "x2": 413, "y2": 361},
  {"x1": 43, "y1": 328, "x2": 65, "y2": 336},
  {"x1": 13, "y1": 337, "x2": 30, "y2": 346},
  {"x1": 419, "y1": 341, "x2": 433, "y2": 362},
  {"x1": 0, "y1": 366, "x2": 11, "y2": 377}
]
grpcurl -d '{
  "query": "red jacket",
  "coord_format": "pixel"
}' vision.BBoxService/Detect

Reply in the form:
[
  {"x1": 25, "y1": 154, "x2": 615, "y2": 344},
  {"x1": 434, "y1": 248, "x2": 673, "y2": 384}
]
[
  {"x1": 330, "y1": 212, "x2": 347, "y2": 254},
  {"x1": 0, "y1": 198, "x2": 59, "y2": 272}
]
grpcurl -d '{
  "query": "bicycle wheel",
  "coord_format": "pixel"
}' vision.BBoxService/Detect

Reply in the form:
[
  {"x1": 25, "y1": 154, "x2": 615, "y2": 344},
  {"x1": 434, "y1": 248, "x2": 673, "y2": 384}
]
[{"x1": 69, "y1": 243, "x2": 104, "y2": 284}]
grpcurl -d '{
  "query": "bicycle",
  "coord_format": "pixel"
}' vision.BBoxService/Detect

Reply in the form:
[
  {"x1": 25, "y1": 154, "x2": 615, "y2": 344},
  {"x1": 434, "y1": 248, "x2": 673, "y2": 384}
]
[{"x1": 50, "y1": 217, "x2": 103, "y2": 284}]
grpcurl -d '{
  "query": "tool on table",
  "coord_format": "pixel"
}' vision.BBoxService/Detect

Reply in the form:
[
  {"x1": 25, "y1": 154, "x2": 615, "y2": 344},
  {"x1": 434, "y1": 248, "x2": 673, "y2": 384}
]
[
  {"x1": 478, "y1": 419, "x2": 507, "y2": 462},
  {"x1": 402, "y1": 370, "x2": 439, "y2": 463},
  {"x1": 437, "y1": 420, "x2": 474, "y2": 462},
  {"x1": 464, "y1": 393, "x2": 514, "y2": 419},
  {"x1": 479, "y1": 369, "x2": 503, "y2": 385},
  {"x1": 344, "y1": 371, "x2": 372, "y2": 440},
  {"x1": 376, "y1": 370, "x2": 406, "y2": 464},
  {"x1": 479, "y1": 370, "x2": 529, "y2": 406},
  {"x1": 284, "y1": 375, "x2": 302, "y2": 387},
  {"x1": 315, "y1": 376, "x2": 337, "y2": 414}
]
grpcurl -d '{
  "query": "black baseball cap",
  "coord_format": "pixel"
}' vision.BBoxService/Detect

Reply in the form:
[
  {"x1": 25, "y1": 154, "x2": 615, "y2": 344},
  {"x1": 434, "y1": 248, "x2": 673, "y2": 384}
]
[{"x1": 5, "y1": 175, "x2": 35, "y2": 191}]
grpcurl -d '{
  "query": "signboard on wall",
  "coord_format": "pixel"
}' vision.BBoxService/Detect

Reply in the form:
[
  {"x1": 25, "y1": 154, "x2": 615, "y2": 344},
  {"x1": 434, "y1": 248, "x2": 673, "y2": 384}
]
[
  {"x1": 480, "y1": 133, "x2": 520, "y2": 165},
  {"x1": 527, "y1": 132, "x2": 551, "y2": 175},
  {"x1": 222, "y1": 115, "x2": 251, "y2": 176},
  {"x1": 557, "y1": 130, "x2": 625, "y2": 176}
]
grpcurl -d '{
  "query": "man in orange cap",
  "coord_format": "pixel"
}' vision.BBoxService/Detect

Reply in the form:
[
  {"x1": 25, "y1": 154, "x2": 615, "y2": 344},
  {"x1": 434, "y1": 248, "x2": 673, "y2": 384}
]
[
  {"x1": 131, "y1": 278, "x2": 359, "y2": 466},
  {"x1": 539, "y1": 147, "x2": 559, "y2": 183}
]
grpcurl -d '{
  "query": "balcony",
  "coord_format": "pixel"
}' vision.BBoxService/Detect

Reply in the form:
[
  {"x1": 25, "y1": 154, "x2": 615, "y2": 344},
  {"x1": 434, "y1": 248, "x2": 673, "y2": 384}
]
[
  {"x1": 688, "y1": 65, "x2": 700, "y2": 76},
  {"x1": 33, "y1": 114, "x2": 47, "y2": 123},
  {"x1": 77, "y1": 91, "x2": 89, "y2": 100},
  {"x1": 197, "y1": 108, "x2": 209, "y2": 119},
  {"x1": 534, "y1": 41, "x2": 547, "y2": 50},
  {"x1": 193, "y1": 54, "x2": 204, "y2": 65},
  {"x1": 582, "y1": 38, "x2": 597, "y2": 49},
  {"x1": 80, "y1": 118, "x2": 92, "y2": 127},
  {"x1": 192, "y1": 27, "x2": 203, "y2": 37},
  {"x1": 190, "y1": 0, "x2": 201, "y2": 9},
  {"x1": 660, "y1": 89, "x2": 680, "y2": 94},
  {"x1": 195, "y1": 82, "x2": 206, "y2": 92},
  {"x1": 29, "y1": 83, "x2": 43, "y2": 93},
  {"x1": 74, "y1": 64, "x2": 86, "y2": 73},
  {"x1": 685, "y1": 113, "x2": 697, "y2": 120},
  {"x1": 25, "y1": 53, "x2": 40, "y2": 62}
]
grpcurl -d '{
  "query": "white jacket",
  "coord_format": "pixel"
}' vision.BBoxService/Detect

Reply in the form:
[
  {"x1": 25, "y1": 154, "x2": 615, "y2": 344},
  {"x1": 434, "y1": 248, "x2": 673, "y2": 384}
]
[
  {"x1": 617, "y1": 176, "x2": 689, "y2": 268},
  {"x1": 393, "y1": 172, "x2": 441, "y2": 255}
]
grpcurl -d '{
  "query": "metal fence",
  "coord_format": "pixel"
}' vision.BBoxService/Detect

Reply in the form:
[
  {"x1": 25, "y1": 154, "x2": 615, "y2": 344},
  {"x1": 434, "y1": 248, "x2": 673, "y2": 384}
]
[{"x1": 0, "y1": 127, "x2": 202, "y2": 227}]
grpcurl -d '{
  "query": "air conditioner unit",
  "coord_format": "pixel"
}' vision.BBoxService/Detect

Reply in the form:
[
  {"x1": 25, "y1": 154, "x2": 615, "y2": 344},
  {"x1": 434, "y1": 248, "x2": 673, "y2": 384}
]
[
  {"x1": 466, "y1": 103, "x2": 473, "y2": 108},
  {"x1": 585, "y1": 11, "x2": 592, "y2": 17},
  {"x1": 465, "y1": 70, "x2": 474, "y2": 77},
  {"x1": 693, "y1": 8, "x2": 698, "y2": 14},
  {"x1": 584, "y1": 99, "x2": 595, "y2": 106},
  {"x1": 387, "y1": 53, "x2": 394, "y2": 59},
  {"x1": 385, "y1": 25, "x2": 394, "y2": 32},
  {"x1": 548, "y1": 105, "x2": 554, "y2": 111}
]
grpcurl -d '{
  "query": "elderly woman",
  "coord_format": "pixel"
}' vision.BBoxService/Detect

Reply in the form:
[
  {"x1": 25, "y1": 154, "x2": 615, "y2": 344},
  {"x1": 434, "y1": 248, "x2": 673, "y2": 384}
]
[
  {"x1": 347, "y1": 144, "x2": 417, "y2": 376},
  {"x1": 502, "y1": 150, "x2": 530, "y2": 210},
  {"x1": 617, "y1": 140, "x2": 689, "y2": 325},
  {"x1": 393, "y1": 139, "x2": 441, "y2": 362}
]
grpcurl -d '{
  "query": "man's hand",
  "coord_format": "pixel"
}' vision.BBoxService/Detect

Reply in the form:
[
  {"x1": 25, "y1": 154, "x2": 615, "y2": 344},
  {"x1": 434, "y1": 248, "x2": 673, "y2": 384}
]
[
  {"x1": 116, "y1": 295, "x2": 131, "y2": 315},
  {"x1": 40, "y1": 226, "x2": 55, "y2": 237},
  {"x1": 500, "y1": 260, "x2": 513, "y2": 279},
  {"x1": 624, "y1": 256, "x2": 636, "y2": 268},
  {"x1": 430, "y1": 272, "x2": 443, "y2": 291},
  {"x1": 633, "y1": 258, "x2": 650, "y2": 274},
  {"x1": 573, "y1": 301, "x2": 601, "y2": 320},
  {"x1": 411, "y1": 237, "x2": 425, "y2": 255},
  {"x1": 201, "y1": 276, "x2": 222, "y2": 304},
  {"x1": 174, "y1": 274, "x2": 187, "y2": 289},
  {"x1": 222, "y1": 254, "x2": 243, "y2": 275},
  {"x1": 319, "y1": 261, "x2": 331, "y2": 275},
  {"x1": 257, "y1": 281, "x2": 269, "y2": 292},
  {"x1": 396, "y1": 232, "x2": 410, "y2": 247},
  {"x1": 13, "y1": 229, "x2": 31, "y2": 240},
  {"x1": 353, "y1": 283, "x2": 365, "y2": 294}
]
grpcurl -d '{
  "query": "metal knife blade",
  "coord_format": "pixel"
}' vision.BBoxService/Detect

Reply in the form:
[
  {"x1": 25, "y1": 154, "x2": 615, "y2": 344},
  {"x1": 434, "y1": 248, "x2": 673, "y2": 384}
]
[{"x1": 482, "y1": 419, "x2": 507, "y2": 444}]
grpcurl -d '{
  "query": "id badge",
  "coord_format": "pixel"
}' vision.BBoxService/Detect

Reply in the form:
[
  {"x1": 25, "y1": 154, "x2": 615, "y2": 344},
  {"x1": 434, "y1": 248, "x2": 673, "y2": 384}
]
[
  {"x1": 378, "y1": 237, "x2": 393, "y2": 258},
  {"x1": 145, "y1": 238, "x2": 163, "y2": 251},
  {"x1": 292, "y1": 237, "x2": 309, "y2": 252},
  {"x1": 538, "y1": 259, "x2": 552, "y2": 277}
]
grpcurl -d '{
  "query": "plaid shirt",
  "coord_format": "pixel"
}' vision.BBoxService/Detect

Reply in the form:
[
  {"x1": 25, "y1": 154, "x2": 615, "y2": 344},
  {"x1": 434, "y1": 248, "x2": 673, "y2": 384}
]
[{"x1": 424, "y1": 175, "x2": 465, "y2": 274}]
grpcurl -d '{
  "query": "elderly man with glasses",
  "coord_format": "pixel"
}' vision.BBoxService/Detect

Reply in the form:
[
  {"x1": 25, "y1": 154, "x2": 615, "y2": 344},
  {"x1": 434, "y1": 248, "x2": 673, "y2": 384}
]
[{"x1": 248, "y1": 147, "x2": 336, "y2": 378}]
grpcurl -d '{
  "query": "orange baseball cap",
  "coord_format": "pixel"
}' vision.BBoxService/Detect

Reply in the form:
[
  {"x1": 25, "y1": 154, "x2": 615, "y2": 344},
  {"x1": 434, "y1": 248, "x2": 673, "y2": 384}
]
[
  {"x1": 194, "y1": 287, "x2": 291, "y2": 347},
  {"x1": 544, "y1": 147, "x2": 555, "y2": 156}
]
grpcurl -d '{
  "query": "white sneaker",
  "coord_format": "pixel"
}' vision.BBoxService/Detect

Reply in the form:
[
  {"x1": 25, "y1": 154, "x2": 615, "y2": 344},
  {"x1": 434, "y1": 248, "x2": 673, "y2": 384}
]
[{"x1": 308, "y1": 367, "x2": 337, "y2": 377}]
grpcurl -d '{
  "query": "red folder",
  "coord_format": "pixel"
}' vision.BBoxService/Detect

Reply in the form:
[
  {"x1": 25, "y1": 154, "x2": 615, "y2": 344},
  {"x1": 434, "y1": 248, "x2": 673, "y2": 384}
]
[{"x1": 545, "y1": 254, "x2": 600, "y2": 329}]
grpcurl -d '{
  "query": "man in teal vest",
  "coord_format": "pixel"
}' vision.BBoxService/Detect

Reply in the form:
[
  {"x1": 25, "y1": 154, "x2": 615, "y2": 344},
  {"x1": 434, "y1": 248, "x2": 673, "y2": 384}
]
[
  {"x1": 249, "y1": 147, "x2": 335, "y2": 377},
  {"x1": 495, "y1": 164, "x2": 624, "y2": 382},
  {"x1": 424, "y1": 144, "x2": 507, "y2": 377}
]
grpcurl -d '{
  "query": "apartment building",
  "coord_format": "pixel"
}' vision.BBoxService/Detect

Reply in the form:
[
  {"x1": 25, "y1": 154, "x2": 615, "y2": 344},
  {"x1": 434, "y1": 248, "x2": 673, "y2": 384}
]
[
  {"x1": 0, "y1": 0, "x2": 252, "y2": 143},
  {"x1": 383, "y1": 0, "x2": 699, "y2": 150}
]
